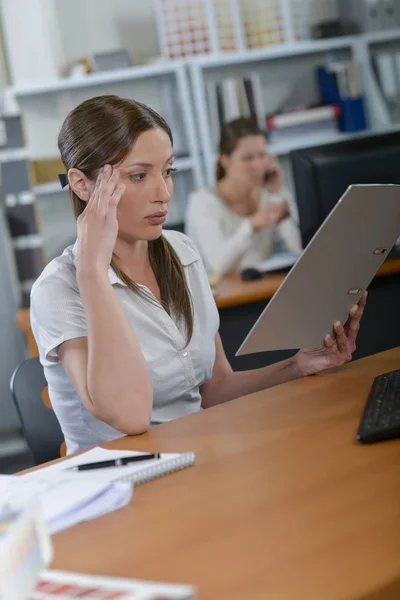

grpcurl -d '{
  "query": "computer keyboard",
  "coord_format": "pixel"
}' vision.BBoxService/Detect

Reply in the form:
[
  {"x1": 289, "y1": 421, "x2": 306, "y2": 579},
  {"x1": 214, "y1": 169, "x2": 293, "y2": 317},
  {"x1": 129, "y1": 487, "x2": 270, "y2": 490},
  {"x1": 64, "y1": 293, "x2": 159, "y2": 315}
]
[{"x1": 357, "y1": 369, "x2": 400, "y2": 443}]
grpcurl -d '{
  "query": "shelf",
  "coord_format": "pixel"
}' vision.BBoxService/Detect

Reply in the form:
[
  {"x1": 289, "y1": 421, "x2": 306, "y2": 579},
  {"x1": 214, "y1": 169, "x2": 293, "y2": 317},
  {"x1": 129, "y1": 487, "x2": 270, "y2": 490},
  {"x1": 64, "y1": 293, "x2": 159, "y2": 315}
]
[
  {"x1": 10, "y1": 30, "x2": 400, "y2": 98},
  {"x1": 33, "y1": 181, "x2": 66, "y2": 195},
  {"x1": 268, "y1": 128, "x2": 371, "y2": 155},
  {"x1": 0, "y1": 148, "x2": 28, "y2": 162},
  {"x1": 189, "y1": 36, "x2": 357, "y2": 69},
  {"x1": 363, "y1": 29, "x2": 400, "y2": 45},
  {"x1": 209, "y1": 128, "x2": 390, "y2": 162},
  {"x1": 33, "y1": 156, "x2": 194, "y2": 196},
  {"x1": 11, "y1": 61, "x2": 182, "y2": 98},
  {"x1": 270, "y1": 124, "x2": 400, "y2": 155}
]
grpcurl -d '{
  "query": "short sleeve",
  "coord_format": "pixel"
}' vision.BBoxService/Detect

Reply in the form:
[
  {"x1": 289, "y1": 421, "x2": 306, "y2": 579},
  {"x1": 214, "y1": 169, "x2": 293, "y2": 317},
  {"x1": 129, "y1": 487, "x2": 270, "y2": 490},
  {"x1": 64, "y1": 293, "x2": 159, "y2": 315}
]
[{"x1": 30, "y1": 269, "x2": 88, "y2": 363}]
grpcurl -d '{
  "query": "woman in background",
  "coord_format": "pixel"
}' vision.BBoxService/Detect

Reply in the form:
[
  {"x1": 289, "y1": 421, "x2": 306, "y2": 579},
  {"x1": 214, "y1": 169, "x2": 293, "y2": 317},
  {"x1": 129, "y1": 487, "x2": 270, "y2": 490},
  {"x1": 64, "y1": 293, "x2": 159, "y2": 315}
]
[{"x1": 185, "y1": 117, "x2": 302, "y2": 275}]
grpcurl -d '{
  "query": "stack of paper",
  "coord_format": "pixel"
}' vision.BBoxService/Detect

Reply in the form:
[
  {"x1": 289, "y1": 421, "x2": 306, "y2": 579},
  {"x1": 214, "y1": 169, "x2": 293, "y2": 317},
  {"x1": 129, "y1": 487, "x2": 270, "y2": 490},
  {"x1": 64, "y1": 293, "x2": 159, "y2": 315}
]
[
  {"x1": 255, "y1": 250, "x2": 297, "y2": 273},
  {"x1": 0, "y1": 474, "x2": 132, "y2": 535}
]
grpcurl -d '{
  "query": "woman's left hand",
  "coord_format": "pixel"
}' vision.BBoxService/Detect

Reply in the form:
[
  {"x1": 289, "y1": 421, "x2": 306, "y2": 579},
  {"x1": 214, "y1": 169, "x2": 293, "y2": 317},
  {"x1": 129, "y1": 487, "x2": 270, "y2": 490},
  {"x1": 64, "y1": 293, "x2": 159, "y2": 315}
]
[{"x1": 295, "y1": 292, "x2": 367, "y2": 377}]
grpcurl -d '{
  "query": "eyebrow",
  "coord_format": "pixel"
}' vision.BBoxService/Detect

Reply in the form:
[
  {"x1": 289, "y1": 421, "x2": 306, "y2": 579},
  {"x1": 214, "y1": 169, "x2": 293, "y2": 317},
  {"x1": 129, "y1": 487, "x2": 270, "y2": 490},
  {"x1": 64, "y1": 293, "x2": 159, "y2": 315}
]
[{"x1": 122, "y1": 154, "x2": 175, "y2": 169}]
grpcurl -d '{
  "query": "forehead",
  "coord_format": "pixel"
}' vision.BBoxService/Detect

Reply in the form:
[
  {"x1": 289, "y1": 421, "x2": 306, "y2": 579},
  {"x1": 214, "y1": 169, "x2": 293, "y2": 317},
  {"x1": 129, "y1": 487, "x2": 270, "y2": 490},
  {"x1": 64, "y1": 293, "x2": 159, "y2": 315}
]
[
  {"x1": 234, "y1": 135, "x2": 266, "y2": 154},
  {"x1": 118, "y1": 128, "x2": 172, "y2": 167}
]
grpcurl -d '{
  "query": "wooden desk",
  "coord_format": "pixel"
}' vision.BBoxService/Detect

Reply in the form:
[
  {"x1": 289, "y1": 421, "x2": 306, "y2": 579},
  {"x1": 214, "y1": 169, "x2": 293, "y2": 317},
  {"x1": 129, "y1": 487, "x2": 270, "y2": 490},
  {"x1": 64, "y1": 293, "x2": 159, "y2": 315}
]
[
  {"x1": 41, "y1": 348, "x2": 400, "y2": 600},
  {"x1": 214, "y1": 256, "x2": 400, "y2": 309}
]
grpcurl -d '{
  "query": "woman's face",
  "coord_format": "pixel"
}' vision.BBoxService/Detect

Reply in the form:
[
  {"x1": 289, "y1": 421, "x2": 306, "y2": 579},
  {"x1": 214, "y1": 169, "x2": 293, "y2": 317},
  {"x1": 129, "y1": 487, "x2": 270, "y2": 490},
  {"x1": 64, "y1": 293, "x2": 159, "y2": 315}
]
[
  {"x1": 222, "y1": 134, "x2": 268, "y2": 187},
  {"x1": 114, "y1": 127, "x2": 174, "y2": 242}
]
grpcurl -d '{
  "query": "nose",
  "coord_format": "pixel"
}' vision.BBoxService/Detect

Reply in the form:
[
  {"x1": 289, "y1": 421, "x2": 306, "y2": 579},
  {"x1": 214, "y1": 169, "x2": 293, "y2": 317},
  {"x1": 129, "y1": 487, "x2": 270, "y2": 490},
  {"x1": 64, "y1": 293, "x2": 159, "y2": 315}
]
[{"x1": 152, "y1": 173, "x2": 172, "y2": 205}]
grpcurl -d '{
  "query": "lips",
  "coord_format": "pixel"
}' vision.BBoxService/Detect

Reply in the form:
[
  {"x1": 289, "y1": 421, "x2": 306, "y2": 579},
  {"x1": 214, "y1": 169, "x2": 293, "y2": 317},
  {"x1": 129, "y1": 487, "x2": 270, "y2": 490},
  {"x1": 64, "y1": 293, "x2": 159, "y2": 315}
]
[
  {"x1": 145, "y1": 211, "x2": 167, "y2": 225},
  {"x1": 146, "y1": 211, "x2": 167, "y2": 218}
]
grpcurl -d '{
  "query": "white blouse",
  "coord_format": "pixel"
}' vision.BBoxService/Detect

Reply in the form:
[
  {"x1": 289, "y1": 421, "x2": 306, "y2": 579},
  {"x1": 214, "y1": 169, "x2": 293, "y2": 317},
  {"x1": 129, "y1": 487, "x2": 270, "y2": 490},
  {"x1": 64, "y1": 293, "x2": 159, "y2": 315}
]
[
  {"x1": 30, "y1": 231, "x2": 220, "y2": 455},
  {"x1": 185, "y1": 187, "x2": 302, "y2": 274}
]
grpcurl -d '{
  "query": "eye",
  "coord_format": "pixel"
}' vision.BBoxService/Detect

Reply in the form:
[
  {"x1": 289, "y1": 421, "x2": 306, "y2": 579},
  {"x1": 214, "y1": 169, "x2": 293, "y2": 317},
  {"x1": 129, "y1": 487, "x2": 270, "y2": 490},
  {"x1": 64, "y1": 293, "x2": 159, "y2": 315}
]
[
  {"x1": 130, "y1": 172, "x2": 146, "y2": 182},
  {"x1": 165, "y1": 167, "x2": 177, "y2": 178}
]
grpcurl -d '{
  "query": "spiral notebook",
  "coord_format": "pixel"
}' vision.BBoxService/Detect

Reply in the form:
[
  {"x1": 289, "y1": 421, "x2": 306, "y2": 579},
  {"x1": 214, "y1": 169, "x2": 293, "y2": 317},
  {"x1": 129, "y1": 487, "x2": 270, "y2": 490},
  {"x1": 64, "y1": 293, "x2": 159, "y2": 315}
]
[{"x1": 32, "y1": 447, "x2": 196, "y2": 486}]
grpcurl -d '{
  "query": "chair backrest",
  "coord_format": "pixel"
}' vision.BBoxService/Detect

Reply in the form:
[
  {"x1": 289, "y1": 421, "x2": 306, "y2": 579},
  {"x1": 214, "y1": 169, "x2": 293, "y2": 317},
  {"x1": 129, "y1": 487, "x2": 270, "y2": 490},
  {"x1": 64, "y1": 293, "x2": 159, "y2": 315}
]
[{"x1": 10, "y1": 357, "x2": 64, "y2": 465}]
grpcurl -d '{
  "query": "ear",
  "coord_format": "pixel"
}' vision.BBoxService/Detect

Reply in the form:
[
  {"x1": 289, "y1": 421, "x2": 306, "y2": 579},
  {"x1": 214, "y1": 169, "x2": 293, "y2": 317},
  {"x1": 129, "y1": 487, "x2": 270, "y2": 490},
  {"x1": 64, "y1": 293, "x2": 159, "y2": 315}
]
[
  {"x1": 68, "y1": 168, "x2": 93, "y2": 202},
  {"x1": 219, "y1": 154, "x2": 230, "y2": 172}
]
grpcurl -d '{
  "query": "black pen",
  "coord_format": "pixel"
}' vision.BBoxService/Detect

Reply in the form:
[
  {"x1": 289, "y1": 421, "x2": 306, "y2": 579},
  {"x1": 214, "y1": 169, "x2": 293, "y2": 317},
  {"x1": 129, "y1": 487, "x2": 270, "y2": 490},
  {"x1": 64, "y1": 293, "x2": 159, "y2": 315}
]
[{"x1": 66, "y1": 453, "x2": 161, "y2": 471}]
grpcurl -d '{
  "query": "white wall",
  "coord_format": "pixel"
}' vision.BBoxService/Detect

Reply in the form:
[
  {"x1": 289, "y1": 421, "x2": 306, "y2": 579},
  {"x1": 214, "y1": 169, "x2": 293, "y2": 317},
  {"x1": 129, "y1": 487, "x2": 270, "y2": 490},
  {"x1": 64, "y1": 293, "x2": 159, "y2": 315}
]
[
  {"x1": 8, "y1": 1, "x2": 165, "y2": 157},
  {"x1": 1, "y1": 0, "x2": 66, "y2": 86},
  {"x1": 0, "y1": 9, "x2": 9, "y2": 86},
  {"x1": 0, "y1": 0, "x2": 161, "y2": 86},
  {"x1": 55, "y1": 0, "x2": 160, "y2": 69}
]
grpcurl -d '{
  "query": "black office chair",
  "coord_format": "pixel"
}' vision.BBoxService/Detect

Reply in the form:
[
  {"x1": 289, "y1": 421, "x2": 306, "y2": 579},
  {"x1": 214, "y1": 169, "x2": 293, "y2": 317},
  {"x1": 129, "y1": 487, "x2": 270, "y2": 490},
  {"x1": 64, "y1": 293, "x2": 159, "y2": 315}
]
[{"x1": 10, "y1": 357, "x2": 64, "y2": 465}]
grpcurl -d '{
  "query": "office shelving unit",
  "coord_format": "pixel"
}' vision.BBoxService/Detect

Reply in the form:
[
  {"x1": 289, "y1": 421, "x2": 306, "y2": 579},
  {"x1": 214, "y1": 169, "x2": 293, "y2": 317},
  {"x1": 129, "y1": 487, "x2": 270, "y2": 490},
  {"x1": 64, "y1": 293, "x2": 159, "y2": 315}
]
[
  {"x1": 10, "y1": 28, "x2": 400, "y2": 194},
  {"x1": 189, "y1": 29, "x2": 400, "y2": 184},
  {"x1": 11, "y1": 62, "x2": 203, "y2": 229}
]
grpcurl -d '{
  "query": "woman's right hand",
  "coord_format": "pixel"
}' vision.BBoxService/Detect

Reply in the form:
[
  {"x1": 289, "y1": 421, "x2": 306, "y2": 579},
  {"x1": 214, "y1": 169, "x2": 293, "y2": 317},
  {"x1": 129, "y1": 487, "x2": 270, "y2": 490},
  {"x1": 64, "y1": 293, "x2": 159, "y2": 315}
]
[
  {"x1": 76, "y1": 164, "x2": 126, "y2": 279},
  {"x1": 250, "y1": 201, "x2": 290, "y2": 232}
]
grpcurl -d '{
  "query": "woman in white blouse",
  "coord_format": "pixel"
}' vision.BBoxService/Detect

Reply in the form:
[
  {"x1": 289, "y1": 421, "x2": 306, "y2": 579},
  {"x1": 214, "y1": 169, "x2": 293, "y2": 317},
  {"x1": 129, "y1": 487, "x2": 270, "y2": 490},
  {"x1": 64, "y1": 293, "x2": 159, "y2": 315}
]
[
  {"x1": 186, "y1": 117, "x2": 302, "y2": 275},
  {"x1": 31, "y1": 96, "x2": 366, "y2": 454}
]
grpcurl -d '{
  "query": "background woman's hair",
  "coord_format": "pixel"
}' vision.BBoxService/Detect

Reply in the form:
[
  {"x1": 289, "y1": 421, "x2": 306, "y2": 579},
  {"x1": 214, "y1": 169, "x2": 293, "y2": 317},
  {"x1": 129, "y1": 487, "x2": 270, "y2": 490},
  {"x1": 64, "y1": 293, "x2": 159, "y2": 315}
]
[
  {"x1": 216, "y1": 116, "x2": 268, "y2": 181},
  {"x1": 58, "y1": 95, "x2": 193, "y2": 344}
]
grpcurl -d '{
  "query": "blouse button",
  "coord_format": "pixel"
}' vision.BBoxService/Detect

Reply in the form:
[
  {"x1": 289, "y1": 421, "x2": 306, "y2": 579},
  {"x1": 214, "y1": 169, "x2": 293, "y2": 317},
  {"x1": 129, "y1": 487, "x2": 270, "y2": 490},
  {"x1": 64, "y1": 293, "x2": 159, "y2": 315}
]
[
  {"x1": 182, "y1": 351, "x2": 188, "y2": 357},
  {"x1": 187, "y1": 376, "x2": 194, "y2": 384}
]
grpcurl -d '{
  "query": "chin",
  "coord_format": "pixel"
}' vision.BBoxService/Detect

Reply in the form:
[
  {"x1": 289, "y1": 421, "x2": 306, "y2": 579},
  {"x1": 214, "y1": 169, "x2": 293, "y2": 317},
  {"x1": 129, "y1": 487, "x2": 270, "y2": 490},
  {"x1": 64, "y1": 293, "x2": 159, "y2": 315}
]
[
  {"x1": 149, "y1": 230, "x2": 164, "y2": 241},
  {"x1": 118, "y1": 226, "x2": 163, "y2": 243},
  {"x1": 243, "y1": 175, "x2": 260, "y2": 187},
  {"x1": 142, "y1": 225, "x2": 164, "y2": 241}
]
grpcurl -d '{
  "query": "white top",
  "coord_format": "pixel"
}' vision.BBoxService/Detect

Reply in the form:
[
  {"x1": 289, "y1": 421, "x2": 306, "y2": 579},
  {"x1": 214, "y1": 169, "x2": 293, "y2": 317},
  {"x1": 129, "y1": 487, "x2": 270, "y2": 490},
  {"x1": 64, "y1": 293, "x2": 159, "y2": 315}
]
[
  {"x1": 30, "y1": 231, "x2": 220, "y2": 455},
  {"x1": 185, "y1": 187, "x2": 302, "y2": 274}
]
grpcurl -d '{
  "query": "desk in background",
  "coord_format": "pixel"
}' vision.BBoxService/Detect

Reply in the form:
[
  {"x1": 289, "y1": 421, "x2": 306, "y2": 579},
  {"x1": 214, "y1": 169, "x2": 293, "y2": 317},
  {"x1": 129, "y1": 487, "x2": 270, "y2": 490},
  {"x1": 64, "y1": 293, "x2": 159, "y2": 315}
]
[
  {"x1": 16, "y1": 258, "x2": 400, "y2": 365},
  {"x1": 29, "y1": 348, "x2": 400, "y2": 600},
  {"x1": 213, "y1": 257, "x2": 400, "y2": 371}
]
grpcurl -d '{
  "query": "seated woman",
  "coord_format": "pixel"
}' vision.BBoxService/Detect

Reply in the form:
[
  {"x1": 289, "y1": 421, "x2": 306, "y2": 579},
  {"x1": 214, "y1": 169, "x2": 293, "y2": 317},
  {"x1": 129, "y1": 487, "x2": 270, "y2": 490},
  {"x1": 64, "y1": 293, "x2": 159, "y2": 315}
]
[
  {"x1": 30, "y1": 95, "x2": 366, "y2": 455},
  {"x1": 185, "y1": 117, "x2": 302, "y2": 275}
]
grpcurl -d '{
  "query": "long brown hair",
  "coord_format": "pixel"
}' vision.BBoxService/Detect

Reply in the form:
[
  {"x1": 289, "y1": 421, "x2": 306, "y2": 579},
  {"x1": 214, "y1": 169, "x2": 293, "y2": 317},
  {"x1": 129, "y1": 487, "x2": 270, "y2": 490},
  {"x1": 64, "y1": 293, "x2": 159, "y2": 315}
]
[
  {"x1": 216, "y1": 117, "x2": 268, "y2": 180},
  {"x1": 58, "y1": 95, "x2": 193, "y2": 344}
]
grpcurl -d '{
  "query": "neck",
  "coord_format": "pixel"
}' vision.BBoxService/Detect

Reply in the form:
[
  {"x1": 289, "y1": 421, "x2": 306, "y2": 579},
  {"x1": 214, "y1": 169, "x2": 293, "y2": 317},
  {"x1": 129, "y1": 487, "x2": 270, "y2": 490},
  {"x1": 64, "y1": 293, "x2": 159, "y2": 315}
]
[
  {"x1": 112, "y1": 236, "x2": 151, "y2": 279},
  {"x1": 217, "y1": 176, "x2": 257, "y2": 208}
]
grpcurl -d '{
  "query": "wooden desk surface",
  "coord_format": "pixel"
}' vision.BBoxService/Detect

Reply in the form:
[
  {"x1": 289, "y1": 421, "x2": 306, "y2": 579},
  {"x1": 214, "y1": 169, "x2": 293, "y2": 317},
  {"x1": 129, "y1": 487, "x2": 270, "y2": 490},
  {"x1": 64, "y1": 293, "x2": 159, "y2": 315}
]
[
  {"x1": 42, "y1": 348, "x2": 400, "y2": 600},
  {"x1": 214, "y1": 256, "x2": 400, "y2": 309}
]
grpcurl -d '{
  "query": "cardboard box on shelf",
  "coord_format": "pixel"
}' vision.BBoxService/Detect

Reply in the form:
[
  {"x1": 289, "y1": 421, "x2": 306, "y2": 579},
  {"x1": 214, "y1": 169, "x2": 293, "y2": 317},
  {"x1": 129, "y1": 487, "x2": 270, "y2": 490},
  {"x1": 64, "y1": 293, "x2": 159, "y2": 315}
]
[{"x1": 30, "y1": 158, "x2": 64, "y2": 186}]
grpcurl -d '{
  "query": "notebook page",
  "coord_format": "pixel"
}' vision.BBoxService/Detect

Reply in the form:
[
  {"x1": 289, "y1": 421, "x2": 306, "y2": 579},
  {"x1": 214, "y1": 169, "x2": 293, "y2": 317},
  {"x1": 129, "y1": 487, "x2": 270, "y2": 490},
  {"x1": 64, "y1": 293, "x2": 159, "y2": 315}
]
[{"x1": 28, "y1": 447, "x2": 195, "y2": 485}]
